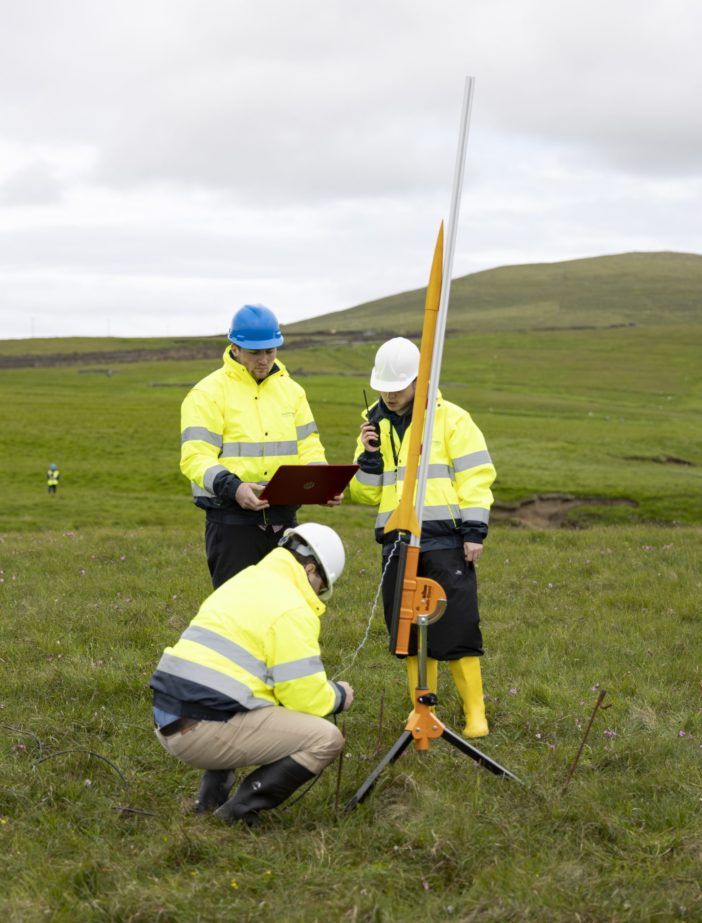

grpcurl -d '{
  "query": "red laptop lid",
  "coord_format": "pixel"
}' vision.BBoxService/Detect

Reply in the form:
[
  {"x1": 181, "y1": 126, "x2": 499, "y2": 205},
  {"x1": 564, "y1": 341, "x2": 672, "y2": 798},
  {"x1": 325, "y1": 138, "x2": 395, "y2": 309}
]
[{"x1": 258, "y1": 464, "x2": 359, "y2": 505}]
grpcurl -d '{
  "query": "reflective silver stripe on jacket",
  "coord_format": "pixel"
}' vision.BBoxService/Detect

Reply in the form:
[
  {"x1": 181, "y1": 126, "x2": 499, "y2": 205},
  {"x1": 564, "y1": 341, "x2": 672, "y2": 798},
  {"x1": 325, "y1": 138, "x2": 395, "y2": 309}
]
[
  {"x1": 181, "y1": 426, "x2": 223, "y2": 448},
  {"x1": 375, "y1": 503, "x2": 461, "y2": 530},
  {"x1": 155, "y1": 653, "x2": 273, "y2": 710},
  {"x1": 453, "y1": 450, "x2": 492, "y2": 472},
  {"x1": 460, "y1": 507, "x2": 491, "y2": 524},
  {"x1": 182, "y1": 625, "x2": 273, "y2": 686},
  {"x1": 192, "y1": 483, "x2": 215, "y2": 499},
  {"x1": 203, "y1": 464, "x2": 229, "y2": 493},
  {"x1": 395, "y1": 463, "x2": 453, "y2": 481},
  {"x1": 270, "y1": 656, "x2": 325, "y2": 684},
  {"x1": 221, "y1": 440, "x2": 298, "y2": 458},
  {"x1": 296, "y1": 421, "x2": 318, "y2": 440},
  {"x1": 355, "y1": 470, "x2": 383, "y2": 487}
]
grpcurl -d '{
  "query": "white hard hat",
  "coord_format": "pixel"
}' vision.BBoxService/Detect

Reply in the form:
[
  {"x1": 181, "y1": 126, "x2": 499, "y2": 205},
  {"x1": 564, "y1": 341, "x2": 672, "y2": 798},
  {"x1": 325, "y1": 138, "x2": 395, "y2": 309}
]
[
  {"x1": 370, "y1": 337, "x2": 420, "y2": 391},
  {"x1": 280, "y1": 523, "x2": 345, "y2": 601}
]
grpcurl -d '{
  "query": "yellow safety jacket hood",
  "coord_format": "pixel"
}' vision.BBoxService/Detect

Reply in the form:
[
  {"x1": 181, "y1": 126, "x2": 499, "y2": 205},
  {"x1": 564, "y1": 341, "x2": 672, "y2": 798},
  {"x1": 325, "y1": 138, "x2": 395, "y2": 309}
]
[{"x1": 150, "y1": 548, "x2": 343, "y2": 719}]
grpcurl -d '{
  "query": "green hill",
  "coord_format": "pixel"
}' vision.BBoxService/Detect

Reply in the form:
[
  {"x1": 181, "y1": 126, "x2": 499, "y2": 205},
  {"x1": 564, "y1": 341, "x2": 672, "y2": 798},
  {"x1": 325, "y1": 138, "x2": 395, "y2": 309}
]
[{"x1": 286, "y1": 251, "x2": 702, "y2": 337}]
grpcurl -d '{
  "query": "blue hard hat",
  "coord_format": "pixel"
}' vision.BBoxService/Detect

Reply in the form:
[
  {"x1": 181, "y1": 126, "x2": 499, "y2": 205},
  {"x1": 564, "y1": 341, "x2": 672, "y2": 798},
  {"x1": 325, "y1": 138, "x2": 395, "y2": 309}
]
[
  {"x1": 50, "y1": 463, "x2": 57, "y2": 470},
  {"x1": 228, "y1": 304, "x2": 284, "y2": 349}
]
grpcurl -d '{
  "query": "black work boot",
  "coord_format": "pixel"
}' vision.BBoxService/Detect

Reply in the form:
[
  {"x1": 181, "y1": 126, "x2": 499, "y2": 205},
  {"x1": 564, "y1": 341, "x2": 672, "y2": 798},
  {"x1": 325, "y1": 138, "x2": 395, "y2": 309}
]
[
  {"x1": 193, "y1": 769, "x2": 235, "y2": 813},
  {"x1": 213, "y1": 757, "x2": 315, "y2": 826}
]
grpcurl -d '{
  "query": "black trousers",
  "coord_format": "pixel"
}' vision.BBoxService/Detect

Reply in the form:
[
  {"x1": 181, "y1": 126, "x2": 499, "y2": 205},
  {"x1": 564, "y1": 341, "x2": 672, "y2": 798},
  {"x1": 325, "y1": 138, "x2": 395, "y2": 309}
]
[
  {"x1": 205, "y1": 521, "x2": 283, "y2": 589},
  {"x1": 381, "y1": 546, "x2": 484, "y2": 660}
]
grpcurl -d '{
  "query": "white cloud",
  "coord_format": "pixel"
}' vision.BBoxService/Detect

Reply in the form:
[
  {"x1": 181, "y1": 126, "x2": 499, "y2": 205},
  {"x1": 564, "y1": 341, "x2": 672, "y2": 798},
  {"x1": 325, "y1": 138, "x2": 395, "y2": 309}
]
[{"x1": 0, "y1": 0, "x2": 700, "y2": 338}]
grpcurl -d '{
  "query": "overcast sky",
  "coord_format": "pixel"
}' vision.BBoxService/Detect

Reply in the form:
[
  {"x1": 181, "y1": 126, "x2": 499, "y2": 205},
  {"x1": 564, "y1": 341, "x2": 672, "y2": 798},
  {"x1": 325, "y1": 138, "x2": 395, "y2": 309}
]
[{"x1": 1, "y1": 0, "x2": 700, "y2": 340}]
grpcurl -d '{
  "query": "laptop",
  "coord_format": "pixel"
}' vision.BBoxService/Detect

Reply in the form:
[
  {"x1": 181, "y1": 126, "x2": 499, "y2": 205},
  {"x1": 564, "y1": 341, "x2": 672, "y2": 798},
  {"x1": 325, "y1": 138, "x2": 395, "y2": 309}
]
[{"x1": 258, "y1": 464, "x2": 359, "y2": 505}]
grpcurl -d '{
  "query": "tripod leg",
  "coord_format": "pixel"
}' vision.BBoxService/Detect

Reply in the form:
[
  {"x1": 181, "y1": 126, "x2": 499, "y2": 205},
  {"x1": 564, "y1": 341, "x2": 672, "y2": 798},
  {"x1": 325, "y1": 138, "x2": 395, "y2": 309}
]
[
  {"x1": 441, "y1": 727, "x2": 522, "y2": 783},
  {"x1": 346, "y1": 731, "x2": 414, "y2": 810}
]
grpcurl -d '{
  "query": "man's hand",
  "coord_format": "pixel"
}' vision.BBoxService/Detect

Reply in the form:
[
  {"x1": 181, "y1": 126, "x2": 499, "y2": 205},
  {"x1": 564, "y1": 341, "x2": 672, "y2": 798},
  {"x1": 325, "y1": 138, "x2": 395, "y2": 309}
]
[
  {"x1": 360, "y1": 422, "x2": 380, "y2": 452},
  {"x1": 235, "y1": 482, "x2": 269, "y2": 511},
  {"x1": 337, "y1": 681, "x2": 354, "y2": 710},
  {"x1": 325, "y1": 492, "x2": 343, "y2": 507},
  {"x1": 464, "y1": 542, "x2": 483, "y2": 564}
]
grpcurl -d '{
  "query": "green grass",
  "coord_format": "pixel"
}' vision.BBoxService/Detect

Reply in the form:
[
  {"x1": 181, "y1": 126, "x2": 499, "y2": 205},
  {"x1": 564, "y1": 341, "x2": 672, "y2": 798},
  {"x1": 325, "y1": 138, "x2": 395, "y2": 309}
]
[
  {"x1": 1, "y1": 304, "x2": 701, "y2": 919},
  {"x1": 1, "y1": 520, "x2": 700, "y2": 921}
]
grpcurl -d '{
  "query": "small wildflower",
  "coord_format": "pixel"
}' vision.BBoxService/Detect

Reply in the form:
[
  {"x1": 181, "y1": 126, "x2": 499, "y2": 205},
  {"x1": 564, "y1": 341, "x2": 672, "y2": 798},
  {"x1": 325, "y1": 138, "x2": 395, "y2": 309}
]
[
  {"x1": 678, "y1": 730, "x2": 687, "y2": 738},
  {"x1": 509, "y1": 687, "x2": 518, "y2": 695},
  {"x1": 535, "y1": 732, "x2": 542, "y2": 740},
  {"x1": 84, "y1": 779, "x2": 92, "y2": 787},
  {"x1": 120, "y1": 555, "x2": 127, "y2": 561},
  {"x1": 422, "y1": 880, "x2": 430, "y2": 891},
  {"x1": 603, "y1": 729, "x2": 617, "y2": 739},
  {"x1": 591, "y1": 683, "x2": 600, "y2": 692},
  {"x1": 230, "y1": 879, "x2": 238, "y2": 890},
  {"x1": 546, "y1": 582, "x2": 553, "y2": 589}
]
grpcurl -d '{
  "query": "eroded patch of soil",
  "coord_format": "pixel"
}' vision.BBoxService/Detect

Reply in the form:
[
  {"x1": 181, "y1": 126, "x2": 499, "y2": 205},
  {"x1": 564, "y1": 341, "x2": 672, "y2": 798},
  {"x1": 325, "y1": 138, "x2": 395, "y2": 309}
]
[
  {"x1": 492, "y1": 493, "x2": 638, "y2": 528},
  {"x1": 623, "y1": 454, "x2": 694, "y2": 467}
]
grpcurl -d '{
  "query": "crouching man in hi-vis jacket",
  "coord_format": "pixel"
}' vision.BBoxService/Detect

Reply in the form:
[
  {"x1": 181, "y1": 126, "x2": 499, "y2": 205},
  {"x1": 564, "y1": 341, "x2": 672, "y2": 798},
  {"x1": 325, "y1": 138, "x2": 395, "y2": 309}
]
[{"x1": 149, "y1": 523, "x2": 353, "y2": 826}]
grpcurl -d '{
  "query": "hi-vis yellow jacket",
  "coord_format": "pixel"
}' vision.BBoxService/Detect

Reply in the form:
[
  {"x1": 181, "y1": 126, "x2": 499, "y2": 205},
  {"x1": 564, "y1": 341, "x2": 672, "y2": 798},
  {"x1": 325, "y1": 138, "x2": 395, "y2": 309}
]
[
  {"x1": 180, "y1": 348, "x2": 326, "y2": 519},
  {"x1": 150, "y1": 548, "x2": 343, "y2": 717},
  {"x1": 46, "y1": 469, "x2": 60, "y2": 486},
  {"x1": 349, "y1": 392, "x2": 496, "y2": 549}
]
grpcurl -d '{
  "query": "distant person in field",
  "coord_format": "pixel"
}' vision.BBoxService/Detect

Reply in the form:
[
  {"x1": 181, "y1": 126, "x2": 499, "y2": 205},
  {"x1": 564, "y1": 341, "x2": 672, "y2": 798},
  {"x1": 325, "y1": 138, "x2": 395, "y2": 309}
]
[
  {"x1": 46, "y1": 463, "x2": 60, "y2": 495},
  {"x1": 180, "y1": 304, "x2": 341, "y2": 588},
  {"x1": 150, "y1": 523, "x2": 353, "y2": 826},
  {"x1": 349, "y1": 337, "x2": 496, "y2": 738}
]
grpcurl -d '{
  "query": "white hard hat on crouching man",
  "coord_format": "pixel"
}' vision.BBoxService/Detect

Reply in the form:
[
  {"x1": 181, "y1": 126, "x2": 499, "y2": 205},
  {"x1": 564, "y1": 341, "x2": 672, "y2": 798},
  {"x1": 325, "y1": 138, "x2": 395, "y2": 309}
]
[{"x1": 149, "y1": 523, "x2": 353, "y2": 826}]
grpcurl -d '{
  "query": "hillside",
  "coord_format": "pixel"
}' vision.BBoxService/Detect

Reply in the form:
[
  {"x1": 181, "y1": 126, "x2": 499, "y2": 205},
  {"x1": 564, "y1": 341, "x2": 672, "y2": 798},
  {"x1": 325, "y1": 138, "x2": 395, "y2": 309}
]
[
  {"x1": 286, "y1": 251, "x2": 702, "y2": 337},
  {"x1": 1, "y1": 251, "x2": 700, "y2": 368}
]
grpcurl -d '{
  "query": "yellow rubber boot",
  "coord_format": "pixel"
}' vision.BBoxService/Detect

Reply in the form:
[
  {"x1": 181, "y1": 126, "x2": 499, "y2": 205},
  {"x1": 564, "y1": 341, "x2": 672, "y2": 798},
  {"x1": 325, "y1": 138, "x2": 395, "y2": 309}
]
[
  {"x1": 449, "y1": 657, "x2": 489, "y2": 738},
  {"x1": 406, "y1": 656, "x2": 438, "y2": 707}
]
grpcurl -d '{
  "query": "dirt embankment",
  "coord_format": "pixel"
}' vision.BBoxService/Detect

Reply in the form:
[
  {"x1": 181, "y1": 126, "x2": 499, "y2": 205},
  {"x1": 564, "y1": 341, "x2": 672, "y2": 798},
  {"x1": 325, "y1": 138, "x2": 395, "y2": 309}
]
[
  {"x1": 0, "y1": 345, "x2": 223, "y2": 369},
  {"x1": 0, "y1": 329, "x2": 422, "y2": 369},
  {"x1": 492, "y1": 493, "x2": 639, "y2": 528}
]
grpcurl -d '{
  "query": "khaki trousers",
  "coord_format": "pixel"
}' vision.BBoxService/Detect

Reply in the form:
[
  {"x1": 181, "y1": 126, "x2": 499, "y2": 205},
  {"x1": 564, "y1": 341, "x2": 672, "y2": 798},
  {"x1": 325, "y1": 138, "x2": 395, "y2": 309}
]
[{"x1": 155, "y1": 706, "x2": 344, "y2": 775}]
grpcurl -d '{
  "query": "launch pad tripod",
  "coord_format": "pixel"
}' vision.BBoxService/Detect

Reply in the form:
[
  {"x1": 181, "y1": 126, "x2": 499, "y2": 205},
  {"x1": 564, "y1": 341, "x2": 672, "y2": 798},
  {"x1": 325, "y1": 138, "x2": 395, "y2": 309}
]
[{"x1": 346, "y1": 613, "x2": 521, "y2": 810}]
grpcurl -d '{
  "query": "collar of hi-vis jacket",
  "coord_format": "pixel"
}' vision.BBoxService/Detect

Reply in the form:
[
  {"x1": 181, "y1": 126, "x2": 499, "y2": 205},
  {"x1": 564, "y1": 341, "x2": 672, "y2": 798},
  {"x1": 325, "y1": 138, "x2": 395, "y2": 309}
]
[
  {"x1": 221, "y1": 346, "x2": 286, "y2": 384},
  {"x1": 368, "y1": 389, "x2": 444, "y2": 429},
  {"x1": 264, "y1": 547, "x2": 326, "y2": 618}
]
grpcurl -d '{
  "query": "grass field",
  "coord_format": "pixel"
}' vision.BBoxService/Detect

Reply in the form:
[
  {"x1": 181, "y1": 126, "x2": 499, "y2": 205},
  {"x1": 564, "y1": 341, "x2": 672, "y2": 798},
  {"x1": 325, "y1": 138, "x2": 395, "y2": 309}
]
[{"x1": 1, "y1": 299, "x2": 701, "y2": 920}]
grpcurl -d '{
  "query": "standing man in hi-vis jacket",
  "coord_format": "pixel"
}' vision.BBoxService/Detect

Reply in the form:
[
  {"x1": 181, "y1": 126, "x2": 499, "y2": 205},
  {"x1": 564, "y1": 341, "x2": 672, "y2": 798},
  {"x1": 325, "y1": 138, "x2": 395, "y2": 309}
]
[
  {"x1": 150, "y1": 523, "x2": 353, "y2": 826},
  {"x1": 180, "y1": 304, "x2": 340, "y2": 588},
  {"x1": 349, "y1": 337, "x2": 496, "y2": 738}
]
